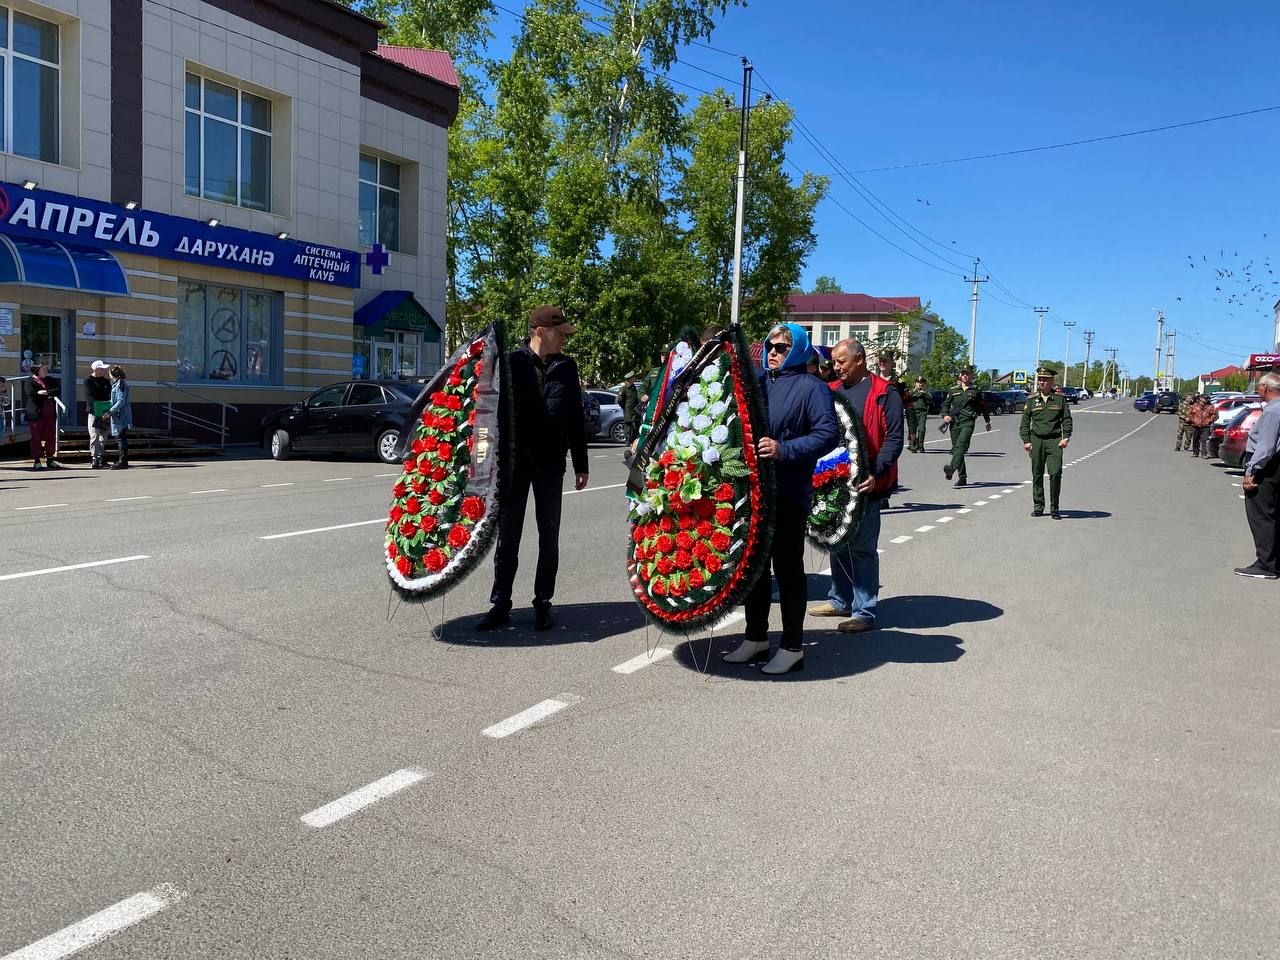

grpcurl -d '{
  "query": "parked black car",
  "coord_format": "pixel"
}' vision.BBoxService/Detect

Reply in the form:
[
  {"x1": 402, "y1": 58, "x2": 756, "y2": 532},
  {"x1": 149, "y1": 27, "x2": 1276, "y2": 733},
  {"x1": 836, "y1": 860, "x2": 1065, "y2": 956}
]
[
  {"x1": 261, "y1": 380, "x2": 420, "y2": 463},
  {"x1": 1154, "y1": 391, "x2": 1179, "y2": 414},
  {"x1": 982, "y1": 391, "x2": 1008, "y2": 415},
  {"x1": 1058, "y1": 386, "x2": 1082, "y2": 404},
  {"x1": 999, "y1": 389, "x2": 1029, "y2": 413},
  {"x1": 927, "y1": 389, "x2": 949, "y2": 414}
]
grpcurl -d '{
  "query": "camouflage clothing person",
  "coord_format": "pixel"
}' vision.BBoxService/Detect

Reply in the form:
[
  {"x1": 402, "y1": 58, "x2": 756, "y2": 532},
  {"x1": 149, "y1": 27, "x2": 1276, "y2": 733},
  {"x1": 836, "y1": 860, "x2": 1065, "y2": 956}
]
[
  {"x1": 907, "y1": 376, "x2": 930, "y2": 453},
  {"x1": 1175, "y1": 394, "x2": 1193, "y2": 451},
  {"x1": 942, "y1": 366, "x2": 991, "y2": 486},
  {"x1": 1020, "y1": 366, "x2": 1073, "y2": 519}
]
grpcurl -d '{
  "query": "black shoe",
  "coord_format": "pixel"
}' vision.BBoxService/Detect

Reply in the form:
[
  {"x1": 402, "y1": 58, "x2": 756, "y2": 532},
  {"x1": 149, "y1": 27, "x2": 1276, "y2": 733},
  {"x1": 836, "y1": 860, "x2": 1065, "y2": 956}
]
[
  {"x1": 944, "y1": 465, "x2": 954, "y2": 480},
  {"x1": 32, "y1": 460, "x2": 43, "y2": 471},
  {"x1": 109, "y1": 461, "x2": 130, "y2": 470},
  {"x1": 1031, "y1": 509, "x2": 1044, "y2": 517},
  {"x1": 1234, "y1": 564, "x2": 1279, "y2": 580},
  {"x1": 45, "y1": 459, "x2": 62, "y2": 470},
  {"x1": 1051, "y1": 511, "x2": 1062, "y2": 520},
  {"x1": 90, "y1": 460, "x2": 103, "y2": 470},
  {"x1": 954, "y1": 479, "x2": 967, "y2": 487},
  {"x1": 534, "y1": 604, "x2": 554, "y2": 631},
  {"x1": 476, "y1": 605, "x2": 511, "y2": 631}
]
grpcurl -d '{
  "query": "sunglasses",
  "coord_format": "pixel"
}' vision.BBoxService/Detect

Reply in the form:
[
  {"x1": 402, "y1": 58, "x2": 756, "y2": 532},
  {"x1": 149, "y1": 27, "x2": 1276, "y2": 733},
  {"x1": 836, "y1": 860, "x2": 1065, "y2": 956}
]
[{"x1": 766, "y1": 340, "x2": 790, "y2": 354}]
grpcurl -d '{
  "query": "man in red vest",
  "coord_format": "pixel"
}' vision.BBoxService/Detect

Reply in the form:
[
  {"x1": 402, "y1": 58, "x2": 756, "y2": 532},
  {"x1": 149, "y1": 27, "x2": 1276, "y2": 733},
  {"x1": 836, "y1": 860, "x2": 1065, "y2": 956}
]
[{"x1": 810, "y1": 338, "x2": 905, "y2": 632}]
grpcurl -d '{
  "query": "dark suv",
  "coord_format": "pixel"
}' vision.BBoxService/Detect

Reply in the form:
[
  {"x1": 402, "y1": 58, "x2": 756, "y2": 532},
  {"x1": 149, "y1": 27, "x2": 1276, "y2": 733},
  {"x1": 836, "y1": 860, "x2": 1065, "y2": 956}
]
[{"x1": 1154, "y1": 391, "x2": 1179, "y2": 414}]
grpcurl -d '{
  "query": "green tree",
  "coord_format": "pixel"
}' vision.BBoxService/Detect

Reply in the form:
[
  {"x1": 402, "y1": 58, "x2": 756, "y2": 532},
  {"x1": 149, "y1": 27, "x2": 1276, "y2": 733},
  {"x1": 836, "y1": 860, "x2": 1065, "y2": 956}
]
[
  {"x1": 1221, "y1": 371, "x2": 1251, "y2": 392},
  {"x1": 810, "y1": 275, "x2": 841, "y2": 294},
  {"x1": 919, "y1": 322, "x2": 969, "y2": 388}
]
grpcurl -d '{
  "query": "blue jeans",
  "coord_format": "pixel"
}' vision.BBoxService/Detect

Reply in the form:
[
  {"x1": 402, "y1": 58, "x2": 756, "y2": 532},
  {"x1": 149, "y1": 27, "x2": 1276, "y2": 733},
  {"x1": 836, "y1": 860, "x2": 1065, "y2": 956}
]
[{"x1": 827, "y1": 498, "x2": 882, "y2": 623}]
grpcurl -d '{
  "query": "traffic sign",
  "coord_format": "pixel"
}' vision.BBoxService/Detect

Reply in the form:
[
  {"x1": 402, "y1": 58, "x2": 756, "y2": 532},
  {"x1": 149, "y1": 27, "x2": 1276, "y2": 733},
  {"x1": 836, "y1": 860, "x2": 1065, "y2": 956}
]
[{"x1": 1011, "y1": 370, "x2": 1028, "y2": 384}]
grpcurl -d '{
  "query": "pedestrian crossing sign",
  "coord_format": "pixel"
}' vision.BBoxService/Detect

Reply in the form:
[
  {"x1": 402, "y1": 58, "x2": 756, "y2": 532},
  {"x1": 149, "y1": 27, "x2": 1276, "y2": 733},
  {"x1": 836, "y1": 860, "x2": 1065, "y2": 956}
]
[{"x1": 1011, "y1": 370, "x2": 1028, "y2": 384}]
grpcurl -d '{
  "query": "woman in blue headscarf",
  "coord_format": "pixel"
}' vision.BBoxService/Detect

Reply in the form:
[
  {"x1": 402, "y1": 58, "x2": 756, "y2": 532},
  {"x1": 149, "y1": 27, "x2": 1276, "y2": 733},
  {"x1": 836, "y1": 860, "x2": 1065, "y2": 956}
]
[{"x1": 724, "y1": 322, "x2": 839, "y2": 675}]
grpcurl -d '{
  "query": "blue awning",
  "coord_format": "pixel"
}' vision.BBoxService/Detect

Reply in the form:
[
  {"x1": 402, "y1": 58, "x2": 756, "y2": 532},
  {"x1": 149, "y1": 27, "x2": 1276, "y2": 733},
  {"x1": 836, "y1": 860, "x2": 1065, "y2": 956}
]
[
  {"x1": 0, "y1": 235, "x2": 129, "y2": 295},
  {"x1": 354, "y1": 289, "x2": 441, "y2": 341}
]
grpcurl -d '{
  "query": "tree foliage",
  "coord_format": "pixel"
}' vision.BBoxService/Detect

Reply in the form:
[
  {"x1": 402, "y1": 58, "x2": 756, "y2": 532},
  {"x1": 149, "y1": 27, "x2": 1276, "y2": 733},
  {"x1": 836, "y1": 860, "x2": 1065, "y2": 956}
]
[
  {"x1": 919, "y1": 321, "x2": 969, "y2": 388},
  {"x1": 810, "y1": 275, "x2": 841, "y2": 294}
]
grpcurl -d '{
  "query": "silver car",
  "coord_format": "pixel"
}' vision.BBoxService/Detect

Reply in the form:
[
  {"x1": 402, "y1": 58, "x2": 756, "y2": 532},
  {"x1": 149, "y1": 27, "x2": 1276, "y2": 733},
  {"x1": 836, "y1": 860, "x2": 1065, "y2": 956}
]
[{"x1": 587, "y1": 389, "x2": 627, "y2": 444}]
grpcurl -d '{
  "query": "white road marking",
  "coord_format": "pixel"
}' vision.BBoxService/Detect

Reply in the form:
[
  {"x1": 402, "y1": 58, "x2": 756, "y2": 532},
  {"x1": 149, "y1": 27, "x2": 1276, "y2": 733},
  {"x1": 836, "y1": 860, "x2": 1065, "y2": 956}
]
[
  {"x1": 1001, "y1": 489, "x2": 1016, "y2": 493},
  {"x1": 956, "y1": 508, "x2": 972, "y2": 514},
  {"x1": 0, "y1": 555, "x2": 150, "y2": 583},
  {"x1": 988, "y1": 494, "x2": 1002, "y2": 500},
  {"x1": 373, "y1": 473, "x2": 399, "y2": 478},
  {"x1": 260, "y1": 482, "x2": 293, "y2": 488},
  {"x1": 323, "y1": 477, "x2": 353, "y2": 483},
  {"x1": 483, "y1": 695, "x2": 581, "y2": 739},
  {"x1": 259, "y1": 519, "x2": 384, "y2": 540},
  {"x1": 914, "y1": 525, "x2": 935, "y2": 533},
  {"x1": 104, "y1": 496, "x2": 151, "y2": 503},
  {"x1": 300, "y1": 768, "x2": 429, "y2": 829},
  {"x1": 889, "y1": 535, "x2": 913, "y2": 544},
  {"x1": 13, "y1": 503, "x2": 68, "y2": 511},
  {"x1": 1239, "y1": 494, "x2": 1246, "y2": 499},
  {"x1": 0, "y1": 884, "x2": 185, "y2": 960},
  {"x1": 973, "y1": 501, "x2": 988, "y2": 506},
  {"x1": 566, "y1": 482, "x2": 627, "y2": 495},
  {"x1": 937, "y1": 516, "x2": 953, "y2": 523},
  {"x1": 1232, "y1": 483, "x2": 1241, "y2": 487},
  {"x1": 924, "y1": 428, "x2": 1001, "y2": 446},
  {"x1": 613, "y1": 648, "x2": 673, "y2": 674},
  {"x1": 188, "y1": 489, "x2": 228, "y2": 494}
]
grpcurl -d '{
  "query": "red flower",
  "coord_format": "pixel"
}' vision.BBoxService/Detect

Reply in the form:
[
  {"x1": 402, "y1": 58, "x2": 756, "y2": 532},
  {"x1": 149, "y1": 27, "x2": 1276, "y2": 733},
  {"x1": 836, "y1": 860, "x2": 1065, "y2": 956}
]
[
  {"x1": 715, "y1": 506, "x2": 734, "y2": 526},
  {"x1": 652, "y1": 578, "x2": 667, "y2": 596},
  {"x1": 470, "y1": 339, "x2": 485, "y2": 356},
  {"x1": 689, "y1": 568, "x2": 706, "y2": 589},
  {"x1": 655, "y1": 534, "x2": 675, "y2": 554},
  {"x1": 431, "y1": 466, "x2": 448, "y2": 482},
  {"x1": 656, "y1": 555, "x2": 675, "y2": 576},
  {"x1": 417, "y1": 453, "x2": 433, "y2": 472},
  {"x1": 431, "y1": 391, "x2": 448, "y2": 407},
  {"x1": 714, "y1": 483, "x2": 735, "y2": 502},
  {"x1": 710, "y1": 531, "x2": 731, "y2": 552},
  {"x1": 693, "y1": 498, "x2": 716, "y2": 519},
  {"x1": 632, "y1": 526, "x2": 646, "y2": 544},
  {"x1": 696, "y1": 521, "x2": 714, "y2": 539},
  {"x1": 389, "y1": 505, "x2": 404, "y2": 523},
  {"x1": 393, "y1": 481, "x2": 408, "y2": 498},
  {"x1": 659, "y1": 516, "x2": 674, "y2": 533},
  {"x1": 428, "y1": 489, "x2": 445, "y2": 505},
  {"x1": 669, "y1": 575, "x2": 687, "y2": 597},
  {"x1": 674, "y1": 550, "x2": 692, "y2": 571},
  {"x1": 705, "y1": 554, "x2": 723, "y2": 574},
  {"x1": 422, "y1": 436, "x2": 439, "y2": 452},
  {"x1": 448, "y1": 524, "x2": 471, "y2": 549},
  {"x1": 468, "y1": 410, "x2": 477, "y2": 425},
  {"x1": 387, "y1": 542, "x2": 398, "y2": 559},
  {"x1": 473, "y1": 360, "x2": 484, "y2": 377},
  {"x1": 639, "y1": 565, "x2": 651, "y2": 581},
  {"x1": 411, "y1": 477, "x2": 426, "y2": 495},
  {"x1": 403, "y1": 458, "x2": 417, "y2": 473},
  {"x1": 425, "y1": 548, "x2": 447, "y2": 573},
  {"x1": 692, "y1": 541, "x2": 709, "y2": 561},
  {"x1": 399, "y1": 519, "x2": 416, "y2": 538},
  {"x1": 437, "y1": 442, "x2": 453, "y2": 462},
  {"x1": 405, "y1": 497, "x2": 421, "y2": 515},
  {"x1": 646, "y1": 480, "x2": 658, "y2": 490},
  {"x1": 678, "y1": 515, "x2": 695, "y2": 531},
  {"x1": 411, "y1": 438, "x2": 426, "y2": 455},
  {"x1": 420, "y1": 411, "x2": 435, "y2": 429},
  {"x1": 633, "y1": 544, "x2": 646, "y2": 562},
  {"x1": 420, "y1": 515, "x2": 437, "y2": 534},
  {"x1": 659, "y1": 450, "x2": 676, "y2": 467},
  {"x1": 445, "y1": 395, "x2": 463, "y2": 411},
  {"x1": 436, "y1": 416, "x2": 456, "y2": 432},
  {"x1": 663, "y1": 470, "x2": 682, "y2": 490},
  {"x1": 395, "y1": 555, "x2": 412, "y2": 576},
  {"x1": 448, "y1": 374, "x2": 463, "y2": 387},
  {"x1": 675, "y1": 532, "x2": 694, "y2": 552},
  {"x1": 644, "y1": 522, "x2": 659, "y2": 540},
  {"x1": 461, "y1": 496, "x2": 485, "y2": 522}
]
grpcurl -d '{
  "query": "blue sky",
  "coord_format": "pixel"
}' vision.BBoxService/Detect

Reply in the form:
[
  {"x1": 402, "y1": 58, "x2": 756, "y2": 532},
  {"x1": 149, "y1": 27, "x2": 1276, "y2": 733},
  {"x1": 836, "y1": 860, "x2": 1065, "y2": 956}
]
[{"x1": 483, "y1": 1, "x2": 1279, "y2": 379}]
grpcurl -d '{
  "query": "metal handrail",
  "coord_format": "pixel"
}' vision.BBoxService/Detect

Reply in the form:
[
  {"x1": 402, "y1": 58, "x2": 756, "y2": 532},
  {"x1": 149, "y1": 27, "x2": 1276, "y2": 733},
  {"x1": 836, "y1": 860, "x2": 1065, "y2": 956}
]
[{"x1": 157, "y1": 380, "x2": 239, "y2": 450}]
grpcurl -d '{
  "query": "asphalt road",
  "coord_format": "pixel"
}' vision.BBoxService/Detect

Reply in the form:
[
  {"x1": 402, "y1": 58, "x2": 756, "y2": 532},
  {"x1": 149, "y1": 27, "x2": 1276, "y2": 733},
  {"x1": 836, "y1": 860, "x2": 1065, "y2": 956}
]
[{"x1": 2, "y1": 398, "x2": 1276, "y2": 960}]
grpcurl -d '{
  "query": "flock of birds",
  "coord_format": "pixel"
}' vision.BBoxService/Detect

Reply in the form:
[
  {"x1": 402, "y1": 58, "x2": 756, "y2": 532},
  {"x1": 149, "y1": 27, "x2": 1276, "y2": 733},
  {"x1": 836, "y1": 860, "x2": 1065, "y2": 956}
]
[{"x1": 1184, "y1": 237, "x2": 1277, "y2": 316}]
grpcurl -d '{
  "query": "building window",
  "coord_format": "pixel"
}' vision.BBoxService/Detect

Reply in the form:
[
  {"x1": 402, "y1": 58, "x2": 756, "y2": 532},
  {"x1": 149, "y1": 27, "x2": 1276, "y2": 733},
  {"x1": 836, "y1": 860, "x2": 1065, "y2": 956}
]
[
  {"x1": 1, "y1": 6, "x2": 61, "y2": 163},
  {"x1": 358, "y1": 153, "x2": 400, "y2": 251},
  {"x1": 849, "y1": 325, "x2": 869, "y2": 343},
  {"x1": 178, "y1": 281, "x2": 281, "y2": 384},
  {"x1": 821, "y1": 325, "x2": 840, "y2": 347},
  {"x1": 184, "y1": 73, "x2": 272, "y2": 211}
]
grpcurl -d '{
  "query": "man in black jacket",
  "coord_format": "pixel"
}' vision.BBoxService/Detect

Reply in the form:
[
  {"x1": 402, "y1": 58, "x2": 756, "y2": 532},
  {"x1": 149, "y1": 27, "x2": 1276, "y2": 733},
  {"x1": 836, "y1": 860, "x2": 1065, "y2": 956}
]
[
  {"x1": 478, "y1": 306, "x2": 590, "y2": 632},
  {"x1": 85, "y1": 360, "x2": 113, "y2": 469}
]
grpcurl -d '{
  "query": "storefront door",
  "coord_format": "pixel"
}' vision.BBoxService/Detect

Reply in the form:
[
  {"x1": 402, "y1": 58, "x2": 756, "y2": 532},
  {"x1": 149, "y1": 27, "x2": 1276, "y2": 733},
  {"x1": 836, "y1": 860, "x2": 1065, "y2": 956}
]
[
  {"x1": 370, "y1": 333, "x2": 420, "y2": 381},
  {"x1": 20, "y1": 311, "x2": 75, "y2": 423},
  {"x1": 374, "y1": 342, "x2": 396, "y2": 380}
]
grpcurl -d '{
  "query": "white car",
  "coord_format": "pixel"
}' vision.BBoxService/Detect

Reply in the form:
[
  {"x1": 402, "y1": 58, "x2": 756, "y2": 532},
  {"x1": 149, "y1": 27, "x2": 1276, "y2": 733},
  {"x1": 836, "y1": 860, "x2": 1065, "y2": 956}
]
[{"x1": 1214, "y1": 398, "x2": 1262, "y2": 427}]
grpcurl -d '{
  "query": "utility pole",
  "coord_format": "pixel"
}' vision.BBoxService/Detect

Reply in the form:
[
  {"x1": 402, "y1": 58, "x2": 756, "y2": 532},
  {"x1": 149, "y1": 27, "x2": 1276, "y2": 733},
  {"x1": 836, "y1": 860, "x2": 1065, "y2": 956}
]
[
  {"x1": 1082, "y1": 329, "x2": 1095, "y2": 391},
  {"x1": 728, "y1": 58, "x2": 753, "y2": 329},
  {"x1": 1033, "y1": 306, "x2": 1049, "y2": 375},
  {"x1": 965, "y1": 258, "x2": 988, "y2": 366},
  {"x1": 1165, "y1": 330, "x2": 1177, "y2": 392},
  {"x1": 1153, "y1": 310, "x2": 1164, "y2": 392},
  {"x1": 1103, "y1": 347, "x2": 1118, "y2": 394},
  {"x1": 1062, "y1": 321, "x2": 1076, "y2": 388}
]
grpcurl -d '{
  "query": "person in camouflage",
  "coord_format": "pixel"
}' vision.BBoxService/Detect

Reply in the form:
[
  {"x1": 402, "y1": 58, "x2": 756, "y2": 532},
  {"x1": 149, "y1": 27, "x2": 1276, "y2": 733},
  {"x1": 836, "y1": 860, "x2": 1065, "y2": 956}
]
[
  {"x1": 942, "y1": 366, "x2": 991, "y2": 486},
  {"x1": 907, "y1": 376, "x2": 930, "y2": 452},
  {"x1": 1175, "y1": 393, "x2": 1193, "y2": 451},
  {"x1": 1020, "y1": 366, "x2": 1073, "y2": 519}
]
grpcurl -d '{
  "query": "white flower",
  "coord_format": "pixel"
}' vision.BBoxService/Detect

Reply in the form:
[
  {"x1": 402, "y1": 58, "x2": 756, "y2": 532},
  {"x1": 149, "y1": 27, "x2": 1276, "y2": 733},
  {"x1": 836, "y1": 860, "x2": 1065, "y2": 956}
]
[
  {"x1": 688, "y1": 391, "x2": 708, "y2": 410},
  {"x1": 700, "y1": 363, "x2": 720, "y2": 383},
  {"x1": 701, "y1": 446, "x2": 721, "y2": 465},
  {"x1": 678, "y1": 430, "x2": 697, "y2": 448},
  {"x1": 711, "y1": 424, "x2": 729, "y2": 443},
  {"x1": 633, "y1": 502, "x2": 651, "y2": 516},
  {"x1": 709, "y1": 400, "x2": 727, "y2": 417},
  {"x1": 676, "y1": 401, "x2": 690, "y2": 418},
  {"x1": 705, "y1": 381, "x2": 723, "y2": 400},
  {"x1": 677, "y1": 410, "x2": 692, "y2": 428},
  {"x1": 688, "y1": 383, "x2": 704, "y2": 401},
  {"x1": 675, "y1": 342, "x2": 693, "y2": 359},
  {"x1": 692, "y1": 414, "x2": 712, "y2": 431}
]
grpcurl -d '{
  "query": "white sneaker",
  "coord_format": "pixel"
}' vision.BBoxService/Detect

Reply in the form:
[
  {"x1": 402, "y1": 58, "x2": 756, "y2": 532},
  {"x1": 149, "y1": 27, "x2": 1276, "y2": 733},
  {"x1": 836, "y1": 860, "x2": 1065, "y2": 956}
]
[
  {"x1": 723, "y1": 638, "x2": 769, "y2": 663},
  {"x1": 762, "y1": 648, "x2": 804, "y2": 675}
]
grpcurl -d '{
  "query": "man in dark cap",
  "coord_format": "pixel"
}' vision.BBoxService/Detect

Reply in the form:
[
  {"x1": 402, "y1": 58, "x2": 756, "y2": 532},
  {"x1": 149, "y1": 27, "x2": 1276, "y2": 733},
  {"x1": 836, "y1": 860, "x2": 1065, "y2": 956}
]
[
  {"x1": 478, "y1": 305, "x2": 589, "y2": 632},
  {"x1": 941, "y1": 365, "x2": 990, "y2": 486},
  {"x1": 907, "y1": 376, "x2": 930, "y2": 453},
  {"x1": 1020, "y1": 366, "x2": 1073, "y2": 518}
]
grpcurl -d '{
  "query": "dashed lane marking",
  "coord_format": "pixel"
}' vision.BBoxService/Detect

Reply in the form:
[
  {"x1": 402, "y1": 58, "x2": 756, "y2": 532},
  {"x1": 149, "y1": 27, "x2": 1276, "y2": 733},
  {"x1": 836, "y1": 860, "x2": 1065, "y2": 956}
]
[
  {"x1": 988, "y1": 494, "x2": 1002, "y2": 499},
  {"x1": 0, "y1": 555, "x2": 150, "y2": 583},
  {"x1": 956, "y1": 508, "x2": 972, "y2": 514},
  {"x1": 260, "y1": 482, "x2": 293, "y2": 488},
  {"x1": 104, "y1": 496, "x2": 151, "y2": 503},
  {"x1": 973, "y1": 501, "x2": 988, "y2": 506},
  {"x1": 259, "y1": 519, "x2": 384, "y2": 540},
  {"x1": 914, "y1": 525, "x2": 935, "y2": 533},
  {"x1": 188, "y1": 489, "x2": 228, "y2": 494},
  {"x1": 322, "y1": 477, "x2": 353, "y2": 483},
  {"x1": 300, "y1": 768, "x2": 429, "y2": 829},
  {"x1": 889, "y1": 535, "x2": 913, "y2": 544},
  {"x1": 613, "y1": 648, "x2": 673, "y2": 674},
  {"x1": 1, "y1": 885, "x2": 186, "y2": 960},
  {"x1": 1001, "y1": 489, "x2": 1016, "y2": 494},
  {"x1": 483, "y1": 695, "x2": 581, "y2": 739},
  {"x1": 937, "y1": 516, "x2": 954, "y2": 523},
  {"x1": 13, "y1": 504, "x2": 67, "y2": 511},
  {"x1": 566, "y1": 482, "x2": 628, "y2": 495}
]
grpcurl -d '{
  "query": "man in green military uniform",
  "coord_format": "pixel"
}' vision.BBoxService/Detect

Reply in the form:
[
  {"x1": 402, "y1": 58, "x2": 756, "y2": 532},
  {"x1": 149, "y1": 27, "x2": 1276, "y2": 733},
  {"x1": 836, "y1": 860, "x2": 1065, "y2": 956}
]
[
  {"x1": 1174, "y1": 393, "x2": 1193, "y2": 451},
  {"x1": 942, "y1": 366, "x2": 991, "y2": 486},
  {"x1": 1020, "y1": 366, "x2": 1073, "y2": 519},
  {"x1": 619, "y1": 376, "x2": 642, "y2": 443},
  {"x1": 907, "y1": 376, "x2": 930, "y2": 452}
]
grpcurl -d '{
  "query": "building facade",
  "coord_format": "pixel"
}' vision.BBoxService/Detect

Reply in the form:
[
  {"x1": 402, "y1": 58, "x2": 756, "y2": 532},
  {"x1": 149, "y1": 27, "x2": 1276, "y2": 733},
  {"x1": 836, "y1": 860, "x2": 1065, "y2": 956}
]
[
  {"x1": 0, "y1": 0, "x2": 456, "y2": 443},
  {"x1": 783, "y1": 294, "x2": 933, "y2": 371}
]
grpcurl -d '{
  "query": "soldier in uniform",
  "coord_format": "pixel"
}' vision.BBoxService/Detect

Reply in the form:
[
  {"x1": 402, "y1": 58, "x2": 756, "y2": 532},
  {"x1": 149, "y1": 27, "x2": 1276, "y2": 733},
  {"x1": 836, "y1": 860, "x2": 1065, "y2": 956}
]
[
  {"x1": 618, "y1": 376, "x2": 642, "y2": 443},
  {"x1": 1020, "y1": 366, "x2": 1073, "y2": 519},
  {"x1": 941, "y1": 365, "x2": 991, "y2": 486},
  {"x1": 907, "y1": 376, "x2": 930, "y2": 452},
  {"x1": 1175, "y1": 393, "x2": 1192, "y2": 451}
]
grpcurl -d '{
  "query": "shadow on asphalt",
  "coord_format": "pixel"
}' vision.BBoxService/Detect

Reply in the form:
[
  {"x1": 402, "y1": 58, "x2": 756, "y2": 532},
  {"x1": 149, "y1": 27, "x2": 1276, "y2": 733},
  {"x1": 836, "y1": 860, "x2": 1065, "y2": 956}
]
[
  {"x1": 1051, "y1": 509, "x2": 1112, "y2": 520},
  {"x1": 430, "y1": 600, "x2": 644, "y2": 647},
  {"x1": 881, "y1": 501, "x2": 965, "y2": 513},
  {"x1": 672, "y1": 628, "x2": 965, "y2": 682},
  {"x1": 951, "y1": 479, "x2": 1021, "y2": 488}
]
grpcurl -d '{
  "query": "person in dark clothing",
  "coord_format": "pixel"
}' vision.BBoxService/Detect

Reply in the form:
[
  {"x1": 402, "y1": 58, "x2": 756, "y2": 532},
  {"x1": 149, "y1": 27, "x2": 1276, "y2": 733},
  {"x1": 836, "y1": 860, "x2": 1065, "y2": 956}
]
[
  {"x1": 619, "y1": 377, "x2": 642, "y2": 444},
  {"x1": 724, "y1": 322, "x2": 839, "y2": 675},
  {"x1": 22, "y1": 364, "x2": 60, "y2": 470},
  {"x1": 478, "y1": 306, "x2": 590, "y2": 632},
  {"x1": 85, "y1": 360, "x2": 113, "y2": 469}
]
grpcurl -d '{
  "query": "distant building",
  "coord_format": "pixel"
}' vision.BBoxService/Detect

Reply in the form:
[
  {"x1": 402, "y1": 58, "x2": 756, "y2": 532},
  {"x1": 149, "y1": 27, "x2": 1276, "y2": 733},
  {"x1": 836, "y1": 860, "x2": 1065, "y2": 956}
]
[{"x1": 783, "y1": 294, "x2": 934, "y2": 371}]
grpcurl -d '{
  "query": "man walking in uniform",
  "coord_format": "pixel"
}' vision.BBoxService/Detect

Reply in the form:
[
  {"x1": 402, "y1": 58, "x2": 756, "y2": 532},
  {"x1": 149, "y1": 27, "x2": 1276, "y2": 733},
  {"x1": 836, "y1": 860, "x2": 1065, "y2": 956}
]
[
  {"x1": 619, "y1": 376, "x2": 642, "y2": 444},
  {"x1": 907, "y1": 376, "x2": 930, "y2": 453},
  {"x1": 1175, "y1": 393, "x2": 1192, "y2": 451},
  {"x1": 1020, "y1": 366, "x2": 1073, "y2": 519},
  {"x1": 942, "y1": 366, "x2": 990, "y2": 486}
]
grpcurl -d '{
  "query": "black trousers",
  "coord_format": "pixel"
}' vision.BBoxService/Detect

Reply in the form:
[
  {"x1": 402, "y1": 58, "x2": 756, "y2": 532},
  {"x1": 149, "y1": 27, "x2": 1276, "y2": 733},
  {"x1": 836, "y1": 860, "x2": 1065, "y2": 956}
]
[
  {"x1": 625, "y1": 419, "x2": 639, "y2": 443},
  {"x1": 115, "y1": 428, "x2": 129, "y2": 463},
  {"x1": 745, "y1": 495, "x2": 808, "y2": 651},
  {"x1": 1245, "y1": 460, "x2": 1279, "y2": 574},
  {"x1": 1191, "y1": 426, "x2": 1210, "y2": 455},
  {"x1": 490, "y1": 466, "x2": 564, "y2": 608}
]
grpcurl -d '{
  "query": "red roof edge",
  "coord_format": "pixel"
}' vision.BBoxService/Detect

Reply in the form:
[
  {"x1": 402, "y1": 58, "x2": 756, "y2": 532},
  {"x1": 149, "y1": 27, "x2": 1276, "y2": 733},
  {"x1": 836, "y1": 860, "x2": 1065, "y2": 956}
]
[{"x1": 375, "y1": 45, "x2": 460, "y2": 90}]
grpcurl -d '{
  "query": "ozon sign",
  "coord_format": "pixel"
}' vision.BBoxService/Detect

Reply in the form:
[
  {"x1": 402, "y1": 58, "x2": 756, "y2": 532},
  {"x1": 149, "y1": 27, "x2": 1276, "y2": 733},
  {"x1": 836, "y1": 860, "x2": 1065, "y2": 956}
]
[
  {"x1": 1249, "y1": 354, "x2": 1280, "y2": 367},
  {"x1": 0, "y1": 182, "x2": 360, "y2": 288}
]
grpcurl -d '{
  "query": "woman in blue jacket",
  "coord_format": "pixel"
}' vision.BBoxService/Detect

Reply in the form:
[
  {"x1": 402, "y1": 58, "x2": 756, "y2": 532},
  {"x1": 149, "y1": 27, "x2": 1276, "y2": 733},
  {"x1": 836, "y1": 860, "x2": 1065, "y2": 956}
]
[
  {"x1": 105, "y1": 364, "x2": 133, "y2": 470},
  {"x1": 724, "y1": 323, "x2": 839, "y2": 675}
]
